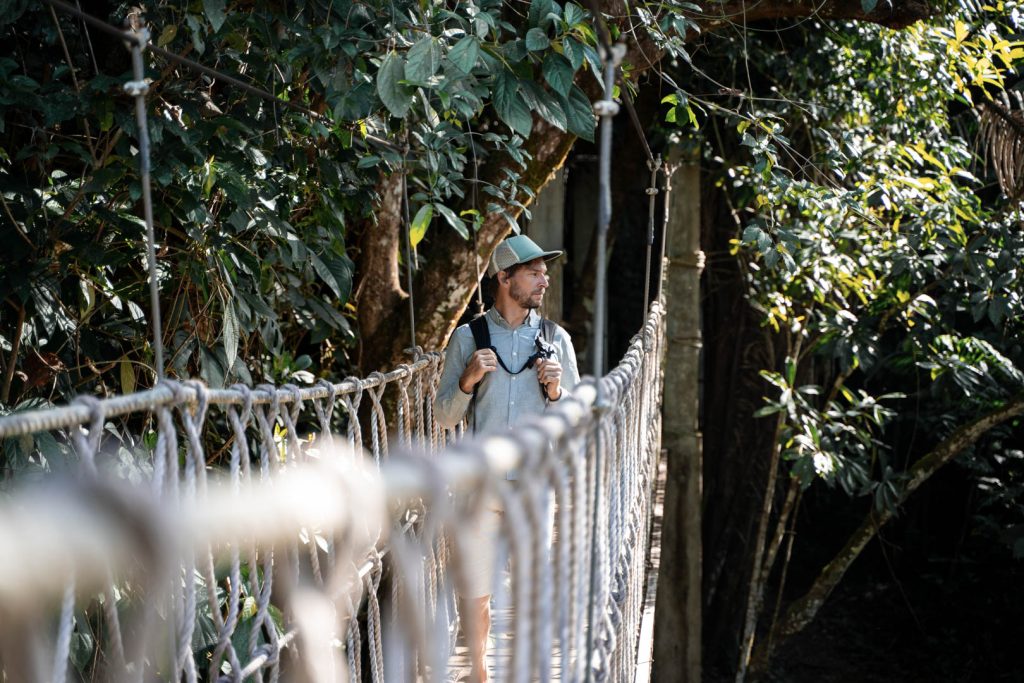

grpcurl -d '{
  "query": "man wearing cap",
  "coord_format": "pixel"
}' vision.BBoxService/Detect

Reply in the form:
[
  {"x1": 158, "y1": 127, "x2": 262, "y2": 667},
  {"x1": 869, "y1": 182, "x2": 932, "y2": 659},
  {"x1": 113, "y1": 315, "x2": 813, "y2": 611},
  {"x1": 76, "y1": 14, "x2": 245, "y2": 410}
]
[{"x1": 434, "y1": 234, "x2": 580, "y2": 681}]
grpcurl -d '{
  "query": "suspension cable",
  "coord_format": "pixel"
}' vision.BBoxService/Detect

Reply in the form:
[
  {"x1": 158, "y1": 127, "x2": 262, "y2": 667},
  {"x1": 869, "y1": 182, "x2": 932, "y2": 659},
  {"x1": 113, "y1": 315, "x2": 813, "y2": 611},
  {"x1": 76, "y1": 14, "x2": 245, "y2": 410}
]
[
  {"x1": 656, "y1": 162, "x2": 676, "y2": 302},
  {"x1": 618, "y1": 78, "x2": 662, "y2": 311},
  {"x1": 466, "y1": 115, "x2": 485, "y2": 314},
  {"x1": 124, "y1": 23, "x2": 165, "y2": 380},
  {"x1": 621, "y1": 87, "x2": 655, "y2": 165},
  {"x1": 642, "y1": 155, "x2": 662, "y2": 309},
  {"x1": 583, "y1": 0, "x2": 625, "y2": 676}
]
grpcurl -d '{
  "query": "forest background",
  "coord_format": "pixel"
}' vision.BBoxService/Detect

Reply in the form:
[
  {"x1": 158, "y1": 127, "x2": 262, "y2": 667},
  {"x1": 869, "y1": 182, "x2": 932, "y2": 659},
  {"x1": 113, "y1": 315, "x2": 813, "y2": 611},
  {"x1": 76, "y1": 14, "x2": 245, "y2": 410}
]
[{"x1": 2, "y1": 0, "x2": 1024, "y2": 680}]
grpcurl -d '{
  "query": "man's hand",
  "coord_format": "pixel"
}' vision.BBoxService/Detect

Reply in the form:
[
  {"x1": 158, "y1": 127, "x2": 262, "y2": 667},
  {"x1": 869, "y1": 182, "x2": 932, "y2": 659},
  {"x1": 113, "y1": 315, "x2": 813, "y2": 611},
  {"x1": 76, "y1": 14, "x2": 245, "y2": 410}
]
[
  {"x1": 459, "y1": 349, "x2": 498, "y2": 394},
  {"x1": 535, "y1": 358, "x2": 563, "y2": 400}
]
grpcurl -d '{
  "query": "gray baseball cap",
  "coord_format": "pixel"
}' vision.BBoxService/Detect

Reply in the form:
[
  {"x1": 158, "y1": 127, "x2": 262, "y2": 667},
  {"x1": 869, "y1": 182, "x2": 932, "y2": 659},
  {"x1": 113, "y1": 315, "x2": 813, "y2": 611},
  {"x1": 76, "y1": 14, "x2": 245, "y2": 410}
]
[{"x1": 487, "y1": 235, "x2": 563, "y2": 277}]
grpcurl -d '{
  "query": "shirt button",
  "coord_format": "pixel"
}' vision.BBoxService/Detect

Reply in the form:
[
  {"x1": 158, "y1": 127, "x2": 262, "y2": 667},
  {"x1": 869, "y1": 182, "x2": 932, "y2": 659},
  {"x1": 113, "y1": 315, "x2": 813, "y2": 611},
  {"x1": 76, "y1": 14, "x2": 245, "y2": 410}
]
[{"x1": 510, "y1": 401, "x2": 515, "y2": 406}]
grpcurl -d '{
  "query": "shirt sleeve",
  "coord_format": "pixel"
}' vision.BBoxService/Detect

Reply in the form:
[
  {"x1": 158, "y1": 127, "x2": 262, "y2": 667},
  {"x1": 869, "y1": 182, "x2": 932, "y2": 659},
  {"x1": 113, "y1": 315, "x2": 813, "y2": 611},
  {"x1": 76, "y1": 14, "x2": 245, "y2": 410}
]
[
  {"x1": 434, "y1": 328, "x2": 474, "y2": 429},
  {"x1": 552, "y1": 325, "x2": 581, "y2": 400}
]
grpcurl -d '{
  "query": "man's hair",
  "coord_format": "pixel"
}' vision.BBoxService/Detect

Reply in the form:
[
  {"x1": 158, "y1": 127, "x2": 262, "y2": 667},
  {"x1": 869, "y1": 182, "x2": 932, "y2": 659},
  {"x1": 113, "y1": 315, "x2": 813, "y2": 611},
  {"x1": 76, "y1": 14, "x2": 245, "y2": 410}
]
[{"x1": 486, "y1": 261, "x2": 528, "y2": 298}]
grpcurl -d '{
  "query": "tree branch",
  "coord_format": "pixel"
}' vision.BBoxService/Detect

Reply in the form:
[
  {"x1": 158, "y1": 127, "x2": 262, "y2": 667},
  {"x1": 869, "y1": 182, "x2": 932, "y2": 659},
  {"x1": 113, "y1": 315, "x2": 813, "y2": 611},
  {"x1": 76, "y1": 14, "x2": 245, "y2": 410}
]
[
  {"x1": 2, "y1": 303, "x2": 26, "y2": 405},
  {"x1": 749, "y1": 392, "x2": 1024, "y2": 675}
]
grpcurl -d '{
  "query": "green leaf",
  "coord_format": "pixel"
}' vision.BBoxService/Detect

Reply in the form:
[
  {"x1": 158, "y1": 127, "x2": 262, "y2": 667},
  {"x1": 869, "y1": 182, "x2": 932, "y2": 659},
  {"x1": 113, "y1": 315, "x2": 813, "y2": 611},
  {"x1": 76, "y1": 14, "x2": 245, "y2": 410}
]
[
  {"x1": 493, "y1": 71, "x2": 533, "y2": 137},
  {"x1": 309, "y1": 252, "x2": 343, "y2": 299},
  {"x1": 222, "y1": 296, "x2": 239, "y2": 376},
  {"x1": 410, "y1": 204, "x2": 433, "y2": 248},
  {"x1": 520, "y1": 81, "x2": 566, "y2": 130},
  {"x1": 200, "y1": 346, "x2": 225, "y2": 389},
  {"x1": 542, "y1": 53, "x2": 575, "y2": 97},
  {"x1": 377, "y1": 52, "x2": 413, "y2": 118},
  {"x1": 753, "y1": 404, "x2": 784, "y2": 418},
  {"x1": 449, "y1": 36, "x2": 481, "y2": 73},
  {"x1": 529, "y1": 0, "x2": 555, "y2": 27},
  {"x1": 557, "y1": 84, "x2": 595, "y2": 141},
  {"x1": 562, "y1": 37, "x2": 584, "y2": 71},
  {"x1": 434, "y1": 203, "x2": 469, "y2": 239},
  {"x1": 203, "y1": 0, "x2": 226, "y2": 32},
  {"x1": 526, "y1": 28, "x2": 550, "y2": 51},
  {"x1": 322, "y1": 253, "x2": 354, "y2": 304},
  {"x1": 157, "y1": 24, "x2": 178, "y2": 48},
  {"x1": 119, "y1": 359, "x2": 136, "y2": 395},
  {"x1": 406, "y1": 36, "x2": 442, "y2": 83},
  {"x1": 564, "y1": 2, "x2": 586, "y2": 25}
]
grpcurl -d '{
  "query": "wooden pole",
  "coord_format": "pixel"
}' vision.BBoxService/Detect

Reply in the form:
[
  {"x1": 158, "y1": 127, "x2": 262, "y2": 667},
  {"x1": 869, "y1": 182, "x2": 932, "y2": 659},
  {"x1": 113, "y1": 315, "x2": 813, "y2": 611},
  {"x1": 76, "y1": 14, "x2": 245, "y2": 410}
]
[{"x1": 652, "y1": 147, "x2": 703, "y2": 683}]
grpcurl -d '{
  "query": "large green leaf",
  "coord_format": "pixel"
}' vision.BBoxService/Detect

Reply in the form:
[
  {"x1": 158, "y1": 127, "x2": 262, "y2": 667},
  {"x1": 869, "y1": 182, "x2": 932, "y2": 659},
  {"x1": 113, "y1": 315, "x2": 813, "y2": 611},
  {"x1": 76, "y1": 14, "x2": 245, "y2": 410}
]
[
  {"x1": 520, "y1": 81, "x2": 566, "y2": 131},
  {"x1": 493, "y1": 71, "x2": 533, "y2": 137},
  {"x1": 525, "y1": 28, "x2": 550, "y2": 52},
  {"x1": 434, "y1": 202, "x2": 469, "y2": 239},
  {"x1": 406, "y1": 36, "x2": 442, "y2": 83},
  {"x1": 377, "y1": 52, "x2": 413, "y2": 117},
  {"x1": 411, "y1": 204, "x2": 433, "y2": 247},
  {"x1": 529, "y1": 0, "x2": 555, "y2": 28},
  {"x1": 558, "y1": 84, "x2": 595, "y2": 141},
  {"x1": 322, "y1": 252, "x2": 355, "y2": 304},
  {"x1": 449, "y1": 35, "x2": 481, "y2": 73},
  {"x1": 203, "y1": 0, "x2": 226, "y2": 32},
  {"x1": 562, "y1": 37, "x2": 584, "y2": 71},
  {"x1": 542, "y1": 53, "x2": 575, "y2": 97},
  {"x1": 310, "y1": 251, "x2": 343, "y2": 299}
]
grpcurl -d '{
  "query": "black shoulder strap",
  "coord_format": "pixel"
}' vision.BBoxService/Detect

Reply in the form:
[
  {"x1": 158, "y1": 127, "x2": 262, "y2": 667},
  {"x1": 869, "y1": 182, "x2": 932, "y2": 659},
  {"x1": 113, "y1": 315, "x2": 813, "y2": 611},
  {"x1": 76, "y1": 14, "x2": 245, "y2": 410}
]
[
  {"x1": 469, "y1": 314, "x2": 491, "y2": 351},
  {"x1": 467, "y1": 315, "x2": 490, "y2": 433}
]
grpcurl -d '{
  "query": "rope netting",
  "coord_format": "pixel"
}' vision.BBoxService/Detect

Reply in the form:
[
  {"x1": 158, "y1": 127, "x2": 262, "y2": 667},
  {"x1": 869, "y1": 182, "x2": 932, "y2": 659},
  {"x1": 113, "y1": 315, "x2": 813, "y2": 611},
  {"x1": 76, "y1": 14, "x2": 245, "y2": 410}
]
[{"x1": 0, "y1": 303, "x2": 665, "y2": 683}]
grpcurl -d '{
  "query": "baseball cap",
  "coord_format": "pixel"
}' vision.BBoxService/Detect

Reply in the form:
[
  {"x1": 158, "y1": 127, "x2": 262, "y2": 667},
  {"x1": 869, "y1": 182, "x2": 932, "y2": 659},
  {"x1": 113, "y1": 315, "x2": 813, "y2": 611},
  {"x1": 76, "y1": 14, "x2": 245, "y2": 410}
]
[{"x1": 487, "y1": 235, "x2": 563, "y2": 277}]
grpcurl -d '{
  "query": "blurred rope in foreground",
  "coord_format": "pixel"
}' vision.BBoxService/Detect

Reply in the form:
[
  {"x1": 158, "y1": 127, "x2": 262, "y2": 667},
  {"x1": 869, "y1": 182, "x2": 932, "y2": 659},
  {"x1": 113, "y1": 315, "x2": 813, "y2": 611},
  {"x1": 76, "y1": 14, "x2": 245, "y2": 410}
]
[{"x1": 0, "y1": 304, "x2": 664, "y2": 683}]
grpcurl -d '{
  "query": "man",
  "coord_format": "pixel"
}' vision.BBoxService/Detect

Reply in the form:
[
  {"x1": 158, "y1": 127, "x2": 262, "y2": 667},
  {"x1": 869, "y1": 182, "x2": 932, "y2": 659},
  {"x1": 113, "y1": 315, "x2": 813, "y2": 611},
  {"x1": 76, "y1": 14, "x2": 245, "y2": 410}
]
[{"x1": 434, "y1": 234, "x2": 581, "y2": 682}]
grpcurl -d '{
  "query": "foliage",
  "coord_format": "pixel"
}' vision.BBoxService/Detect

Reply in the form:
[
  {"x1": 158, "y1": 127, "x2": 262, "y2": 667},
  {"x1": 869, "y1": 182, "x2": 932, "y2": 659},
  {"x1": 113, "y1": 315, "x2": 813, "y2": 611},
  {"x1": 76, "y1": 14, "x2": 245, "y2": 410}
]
[
  {"x1": 719, "y1": 0, "x2": 1024, "y2": 544},
  {"x1": 668, "y1": 0, "x2": 1024, "y2": 672},
  {"x1": 0, "y1": 0, "x2": 609, "y2": 412}
]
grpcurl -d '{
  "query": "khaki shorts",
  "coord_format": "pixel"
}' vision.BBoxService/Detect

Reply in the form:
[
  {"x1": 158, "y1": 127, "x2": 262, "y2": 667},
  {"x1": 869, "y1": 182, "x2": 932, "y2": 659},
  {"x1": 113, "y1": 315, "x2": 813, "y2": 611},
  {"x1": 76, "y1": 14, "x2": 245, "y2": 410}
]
[{"x1": 452, "y1": 497, "x2": 505, "y2": 599}]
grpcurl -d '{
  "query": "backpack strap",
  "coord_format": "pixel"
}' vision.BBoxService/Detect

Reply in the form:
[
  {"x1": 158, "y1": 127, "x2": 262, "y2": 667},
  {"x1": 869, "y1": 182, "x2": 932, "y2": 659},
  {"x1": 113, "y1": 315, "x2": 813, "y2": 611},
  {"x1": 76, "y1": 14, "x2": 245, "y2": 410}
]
[
  {"x1": 469, "y1": 314, "x2": 491, "y2": 352},
  {"x1": 467, "y1": 314, "x2": 490, "y2": 433}
]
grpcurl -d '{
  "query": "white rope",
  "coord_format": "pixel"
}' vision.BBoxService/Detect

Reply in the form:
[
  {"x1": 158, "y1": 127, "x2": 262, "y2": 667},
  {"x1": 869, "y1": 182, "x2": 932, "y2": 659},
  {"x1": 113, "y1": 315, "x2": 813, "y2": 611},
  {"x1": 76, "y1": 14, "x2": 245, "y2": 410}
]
[{"x1": 0, "y1": 305, "x2": 665, "y2": 683}]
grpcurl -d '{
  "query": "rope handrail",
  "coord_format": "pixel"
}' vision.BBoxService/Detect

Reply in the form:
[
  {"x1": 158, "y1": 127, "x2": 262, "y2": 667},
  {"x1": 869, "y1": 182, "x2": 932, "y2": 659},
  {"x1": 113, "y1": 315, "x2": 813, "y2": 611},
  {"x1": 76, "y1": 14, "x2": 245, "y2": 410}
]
[
  {"x1": 0, "y1": 302, "x2": 665, "y2": 683},
  {"x1": 0, "y1": 354, "x2": 438, "y2": 438}
]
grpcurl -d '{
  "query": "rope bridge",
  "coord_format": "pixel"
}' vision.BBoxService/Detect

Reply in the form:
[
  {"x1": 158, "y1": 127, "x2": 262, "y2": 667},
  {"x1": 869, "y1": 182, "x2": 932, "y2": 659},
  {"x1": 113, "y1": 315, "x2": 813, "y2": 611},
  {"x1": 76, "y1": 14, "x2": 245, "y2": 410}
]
[{"x1": 0, "y1": 303, "x2": 665, "y2": 682}]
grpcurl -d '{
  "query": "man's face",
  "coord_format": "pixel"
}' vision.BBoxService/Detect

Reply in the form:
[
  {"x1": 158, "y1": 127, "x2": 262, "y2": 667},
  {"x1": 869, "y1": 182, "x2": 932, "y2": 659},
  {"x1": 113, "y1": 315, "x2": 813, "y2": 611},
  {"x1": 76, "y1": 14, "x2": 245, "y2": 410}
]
[{"x1": 505, "y1": 258, "x2": 549, "y2": 309}]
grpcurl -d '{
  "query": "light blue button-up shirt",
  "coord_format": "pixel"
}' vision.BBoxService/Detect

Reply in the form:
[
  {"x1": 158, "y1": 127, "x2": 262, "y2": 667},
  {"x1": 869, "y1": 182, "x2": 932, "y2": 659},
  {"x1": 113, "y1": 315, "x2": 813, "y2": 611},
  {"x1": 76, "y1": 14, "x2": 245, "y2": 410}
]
[{"x1": 434, "y1": 308, "x2": 581, "y2": 433}]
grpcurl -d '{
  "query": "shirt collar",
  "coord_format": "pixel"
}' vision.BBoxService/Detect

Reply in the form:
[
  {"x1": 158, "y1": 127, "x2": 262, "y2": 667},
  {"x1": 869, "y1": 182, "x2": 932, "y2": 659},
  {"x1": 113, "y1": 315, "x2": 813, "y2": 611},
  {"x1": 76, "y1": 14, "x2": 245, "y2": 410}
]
[{"x1": 487, "y1": 307, "x2": 540, "y2": 330}]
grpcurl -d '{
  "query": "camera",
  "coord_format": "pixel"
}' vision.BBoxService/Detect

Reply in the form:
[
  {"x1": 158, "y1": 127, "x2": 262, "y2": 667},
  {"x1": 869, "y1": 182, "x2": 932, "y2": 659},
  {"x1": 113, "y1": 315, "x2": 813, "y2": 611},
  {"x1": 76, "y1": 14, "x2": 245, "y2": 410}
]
[
  {"x1": 534, "y1": 336, "x2": 557, "y2": 361},
  {"x1": 525, "y1": 336, "x2": 557, "y2": 369}
]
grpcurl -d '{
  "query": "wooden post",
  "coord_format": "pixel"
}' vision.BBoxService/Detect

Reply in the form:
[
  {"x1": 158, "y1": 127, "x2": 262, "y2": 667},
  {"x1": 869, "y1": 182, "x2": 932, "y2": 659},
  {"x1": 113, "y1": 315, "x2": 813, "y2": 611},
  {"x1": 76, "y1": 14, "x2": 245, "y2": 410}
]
[{"x1": 653, "y1": 148, "x2": 703, "y2": 683}]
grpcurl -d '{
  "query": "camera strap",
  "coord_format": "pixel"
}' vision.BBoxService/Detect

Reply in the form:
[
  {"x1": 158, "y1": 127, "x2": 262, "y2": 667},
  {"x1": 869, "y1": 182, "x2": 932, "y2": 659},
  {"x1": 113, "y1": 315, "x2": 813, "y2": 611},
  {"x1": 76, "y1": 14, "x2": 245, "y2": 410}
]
[
  {"x1": 468, "y1": 314, "x2": 557, "y2": 432},
  {"x1": 469, "y1": 316, "x2": 557, "y2": 374}
]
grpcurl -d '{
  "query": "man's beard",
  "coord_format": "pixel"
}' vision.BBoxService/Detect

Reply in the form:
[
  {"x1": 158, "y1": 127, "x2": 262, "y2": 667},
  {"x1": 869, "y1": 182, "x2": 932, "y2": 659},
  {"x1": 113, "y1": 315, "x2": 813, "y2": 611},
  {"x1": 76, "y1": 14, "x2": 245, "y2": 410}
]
[{"x1": 510, "y1": 281, "x2": 542, "y2": 309}]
